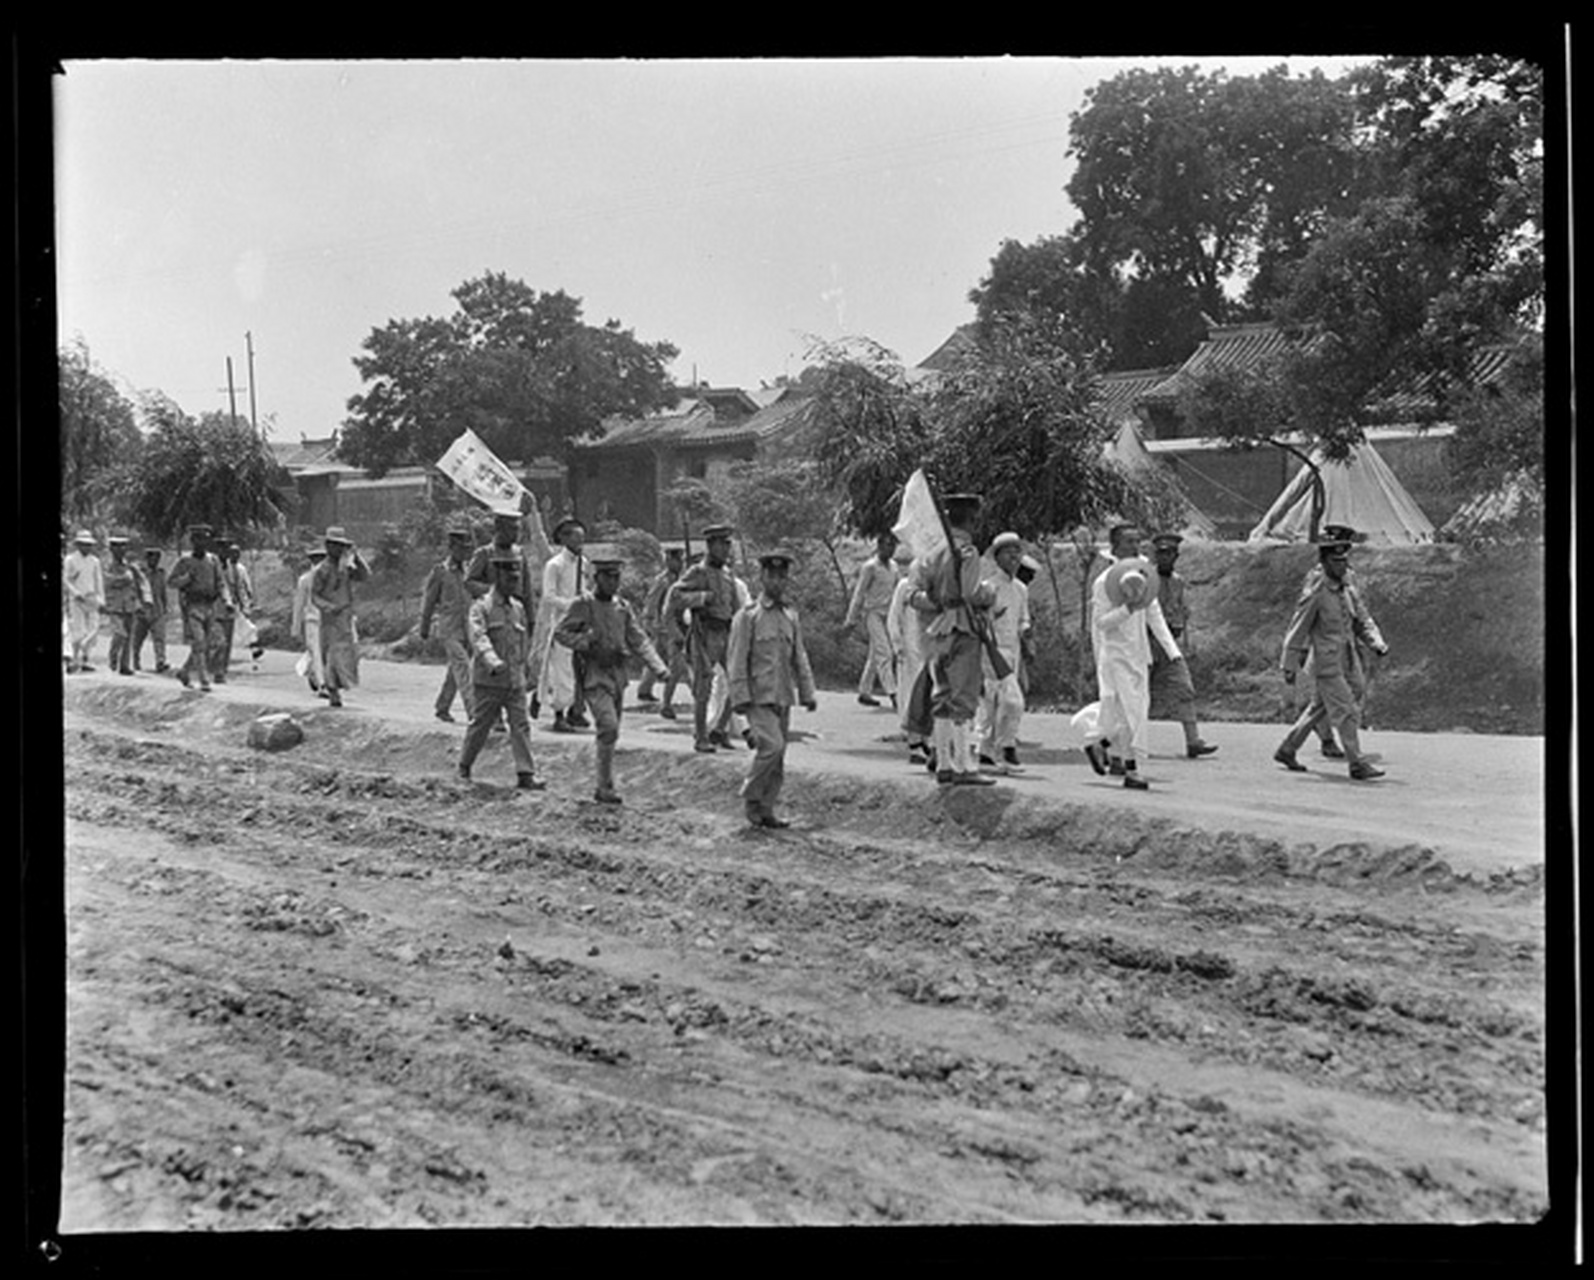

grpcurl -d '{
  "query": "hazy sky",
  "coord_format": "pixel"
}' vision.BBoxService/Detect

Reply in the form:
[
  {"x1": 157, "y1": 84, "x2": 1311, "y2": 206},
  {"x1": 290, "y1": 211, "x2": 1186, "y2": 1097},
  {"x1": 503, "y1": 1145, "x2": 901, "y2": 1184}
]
[{"x1": 55, "y1": 56, "x2": 1370, "y2": 443}]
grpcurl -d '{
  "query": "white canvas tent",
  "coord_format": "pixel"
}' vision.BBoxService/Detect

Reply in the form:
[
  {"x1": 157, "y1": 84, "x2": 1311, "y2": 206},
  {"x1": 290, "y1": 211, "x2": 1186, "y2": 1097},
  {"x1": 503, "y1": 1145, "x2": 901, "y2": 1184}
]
[
  {"x1": 1439, "y1": 470, "x2": 1543, "y2": 542},
  {"x1": 1104, "y1": 420, "x2": 1219, "y2": 539},
  {"x1": 1247, "y1": 441, "x2": 1435, "y2": 545}
]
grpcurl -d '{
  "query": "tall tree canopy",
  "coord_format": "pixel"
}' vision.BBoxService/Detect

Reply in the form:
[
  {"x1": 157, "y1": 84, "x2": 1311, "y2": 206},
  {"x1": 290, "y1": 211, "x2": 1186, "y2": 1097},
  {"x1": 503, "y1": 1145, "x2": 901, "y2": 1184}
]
[
  {"x1": 59, "y1": 339, "x2": 141, "y2": 524},
  {"x1": 340, "y1": 273, "x2": 680, "y2": 476},
  {"x1": 123, "y1": 398, "x2": 292, "y2": 543}
]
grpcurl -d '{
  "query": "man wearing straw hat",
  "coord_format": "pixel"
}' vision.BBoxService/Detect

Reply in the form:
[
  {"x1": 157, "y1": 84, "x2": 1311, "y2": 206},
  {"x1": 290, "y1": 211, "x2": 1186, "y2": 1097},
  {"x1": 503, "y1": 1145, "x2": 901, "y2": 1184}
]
[
  {"x1": 310, "y1": 527, "x2": 369, "y2": 708},
  {"x1": 1084, "y1": 524, "x2": 1184, "y2": 790},
  {"x1": 537, "y1": 515, "x2": 593, "y2": 734},
  {"x1": 291, "y1": 545, "x2": 329, "y2": 697},
  {"x1": 728, "y1": 548, "x2": 817, "y2": 828},
  {"x1": 974, "y1": 531, "x2": 1031, "y2": 774},
  {"x1": 63, "y1": 529, "x2": 104, "y2": 674},
  {"x1": 555, "y1": 549, "x2": 669, "y2": 804},
  {"x1": 167, "y1": 524, "x2": 228, "y2": 691}
]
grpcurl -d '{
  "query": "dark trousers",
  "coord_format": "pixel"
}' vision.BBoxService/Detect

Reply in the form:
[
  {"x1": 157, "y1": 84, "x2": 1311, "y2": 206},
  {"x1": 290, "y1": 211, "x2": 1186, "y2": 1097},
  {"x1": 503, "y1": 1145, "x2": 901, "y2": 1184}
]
[{"x1": 460, "y1": 682, "x2": 537, "y2": 778}]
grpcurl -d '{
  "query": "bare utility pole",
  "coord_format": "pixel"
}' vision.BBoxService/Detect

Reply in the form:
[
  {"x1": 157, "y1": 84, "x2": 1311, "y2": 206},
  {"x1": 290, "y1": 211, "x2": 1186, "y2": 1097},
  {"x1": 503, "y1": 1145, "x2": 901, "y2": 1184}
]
[
  {"x1": 225, "y1": 357, "x2": 240, "y2": 431},
  {"x1": 245, "y1": 331, "x2": 259, "y2": 433}
]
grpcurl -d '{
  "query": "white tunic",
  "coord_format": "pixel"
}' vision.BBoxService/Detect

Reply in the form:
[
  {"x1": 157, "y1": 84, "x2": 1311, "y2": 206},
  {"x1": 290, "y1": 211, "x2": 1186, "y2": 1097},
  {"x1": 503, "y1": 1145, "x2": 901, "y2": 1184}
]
[
  {"x1": 536, "y1": 548, "x2": 590, "y2": 709},
  {"x1": 1089, "y1": 561, "x2": 1182, "y2": 757}
]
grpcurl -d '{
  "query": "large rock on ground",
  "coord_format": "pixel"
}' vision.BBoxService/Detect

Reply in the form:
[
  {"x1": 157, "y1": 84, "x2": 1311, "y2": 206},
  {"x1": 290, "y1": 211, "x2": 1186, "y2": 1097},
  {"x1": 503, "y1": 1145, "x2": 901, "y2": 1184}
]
[{"x1": 247, "y1": 712, "x2": 305, "y2": 752}]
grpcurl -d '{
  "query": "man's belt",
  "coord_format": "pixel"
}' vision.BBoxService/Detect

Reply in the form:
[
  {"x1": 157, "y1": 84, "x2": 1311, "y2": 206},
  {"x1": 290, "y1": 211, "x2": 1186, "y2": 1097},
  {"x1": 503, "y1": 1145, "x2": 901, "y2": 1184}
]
[{"x1": 694, "y1": 616, "x2": 732, "y2": 630}]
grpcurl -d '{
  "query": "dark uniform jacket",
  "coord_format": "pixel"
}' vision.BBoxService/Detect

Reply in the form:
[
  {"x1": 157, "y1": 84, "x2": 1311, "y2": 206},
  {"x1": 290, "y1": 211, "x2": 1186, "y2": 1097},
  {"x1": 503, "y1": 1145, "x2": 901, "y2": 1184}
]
[{"x1": 467, "y1": 592, "x2": 532, "y2": 691}]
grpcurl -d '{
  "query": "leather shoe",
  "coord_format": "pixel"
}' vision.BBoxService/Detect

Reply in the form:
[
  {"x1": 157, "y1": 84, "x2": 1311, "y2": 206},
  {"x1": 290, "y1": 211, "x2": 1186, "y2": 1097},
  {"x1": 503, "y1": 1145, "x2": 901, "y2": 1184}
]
[
  {"x1": 593, "y1": 788, "x2": 622, "y2": 804},
  {"x1": 694, "y1": 740, "x2": 717, "y2": 754},
  {"x1": 550, "y1": 716, "x2": 575, "y2": 733},
  {"x1": 1273, "y1": 747, "x2": 1307, "y2": 772},
  {"x1": 1123, "y1": 773, "x2": 1149, "y2": 790},
  {"x1": 658, "y1": 705, "x2": 677, "y2": 720},
  {"x1": 517, "y1": 774, "x2": 548, "y2": 791},
  {"x1": 435, "y1": 710, "x2": 456, "y2": 723},
  {"x1": 1349, "y1": 762, "x2": 1385, "y2": 781},
  {"x1": 1083, "y1": 741, "x2": 1108, "y2": 776},
  {"x1": 952, "y1": 771, "x2": 997, "y2": 787},
  {"x1": 1186, "y1": 742, "x2": 1218, "y2": 758},
  {"x1": 1108, "y1": 758, "x2": 1126, "y2": 777},
  {"x1": 759, "y1": 814, "x2": 791, "y2": 829},
  {"x1": 565, "y1": 712, "x2": 591, "y2": 729},
  {"x1": 1319, "y1": 740, "x2": 1347, "y2": 759},
  {"x1": 935, "y1": 769, "x2": 956, "y2": 786},
  {"x1": 857, "y1": 694, "x2": 881, "y2": 707}
]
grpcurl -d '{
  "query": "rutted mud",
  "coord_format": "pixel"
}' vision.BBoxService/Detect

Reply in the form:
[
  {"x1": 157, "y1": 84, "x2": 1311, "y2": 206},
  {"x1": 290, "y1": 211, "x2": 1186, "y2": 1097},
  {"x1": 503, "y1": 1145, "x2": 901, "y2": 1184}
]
[{"x1": 60, "y1": 683, "x2": 1545, "y2": 1227}]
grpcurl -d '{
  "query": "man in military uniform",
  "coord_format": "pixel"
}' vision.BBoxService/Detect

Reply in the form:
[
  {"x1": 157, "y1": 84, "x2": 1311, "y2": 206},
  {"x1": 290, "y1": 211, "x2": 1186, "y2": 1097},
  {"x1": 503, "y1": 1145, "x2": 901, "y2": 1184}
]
[
  {"x1": 635, "y1": 543, "x2": 686, "y2": 712},
  {"x1": 101, "y1": 535, "x2": 149, "y2": 676},
  {"x1": 130, "y1": 545, "x2": 171, "y2": 673},
  {"x1": 167, "y1": 524, "x2": 229, "y2": 691},
  {"x1": 420, "y1": 522, "x2": 478, "y2": 723},
  {"x1": 554, "y1": 552, "x2": 670, "y2": 804},
  {"x1": 673, "y1": 524, "x2": 744, "y2": 753},
  {"x1": 1146, "y1": 533, "x2": 1218, "y2": 759},
  {"x1": 1274, "y1": 526, "x2": 1390, "y2": 780},
  {"x1": 728, "y1": 549, "x2": 818, "y2": 828},
  {"x1": 458, "y1": 550, "x2": 545, "y2": 790},
  {"x1": 1291, "y1": 526, "x2": 1384, "y2": 759},
  {"x1": 907, "y1": 493, "x2": 998, "y2": 786}
]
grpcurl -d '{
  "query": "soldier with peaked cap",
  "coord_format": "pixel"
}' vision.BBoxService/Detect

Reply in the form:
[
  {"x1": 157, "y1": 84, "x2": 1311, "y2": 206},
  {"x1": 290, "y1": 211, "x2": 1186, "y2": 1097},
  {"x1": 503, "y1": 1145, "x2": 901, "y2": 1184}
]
[
  {"x1": 459, "y1": 549, "x2": 545, "y2": 790},
  {"x1": 63, "y1": 529, "x2": 104, "y2": 674},
  {"x1": 674, "y1": 523, "x2": 744, "y2": 753},
  {"x1": 421, "y1": 520, "x2": 479, "y2": 723},
  {"x1": 636, "y1": 543, "x2": 687, "y2": 711},
  {"x1": 101, "y1": 535, "x2": 150, "y2": 676},
  {"x1": 1287, "y1": 524, "x2": 1384, "y2": 759},
  {"x1": 310, "y1": 526, "x2": 370, "y2": 708},
  {"x1": 728, "y1": 548, "x2": 817, "y2": 828},
  {"x1": 1146, "y1": 532, "x2": 1218, "y2": 759},
  {"x1": 845, "y1": 531, "x2": 902, "y2": 708},
  {"x1": 167, "y1": 524, "x2": 228, "y2": 691},
  {"x1": 1275, "y1": 526, "x2": 1390, "y2": 779},
  {"x1": 907, "y1": 492, "x2": 998, "y2": 786},
  {"x1": 131, "y1": 545, "x2": 172, "y2": 673},
  {"x1": 554, "y1": 550, "x2": 669, "y2": 804},
  {"x1": 291, "y1": 545, "x2": 329, "y2": 696},
  {"x1": 537, "y1": 515, "x2": 593, "y2": 733},
  {"x1": 974, "y1": 532, "x2": 1031, "y2": 774}
]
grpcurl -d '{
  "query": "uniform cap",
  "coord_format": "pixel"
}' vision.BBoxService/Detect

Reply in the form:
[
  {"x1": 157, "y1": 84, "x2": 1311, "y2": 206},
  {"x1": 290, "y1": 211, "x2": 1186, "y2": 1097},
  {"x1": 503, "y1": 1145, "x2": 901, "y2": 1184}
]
[
  {"x1": 106, "y1": 534, "x2": 130, "y2": 546},
  {"x1": 551, "y1": 516, "x2": 586, "y2": 539},
  {"x1": 1151, "y1": 532, "x2": 1184, "y2": 549},
  {"x1": 446, "y1": 520, "x2": 474, "y2": 540},
  {"x1": 489, "y1": 549, "x2": 523, "y2": 567},
  {"x1": 700, "y1": 523, "x2": 735, "y2": 541},
  {"x1": 306, "y1": 547, "x2": 328, "y2": 560},
  {"x1": 590, "y1": 558, "x2": 625, "y2": 574},
  {"x1": 1318, "y1": 524, "x2": 1359, "y2": 545},
  {"x1": 187, "y1": 523, "x2": 212, "y2": 538},
  {"x1": 757, "y1": 548, "x2": 796, "y2": 569}
]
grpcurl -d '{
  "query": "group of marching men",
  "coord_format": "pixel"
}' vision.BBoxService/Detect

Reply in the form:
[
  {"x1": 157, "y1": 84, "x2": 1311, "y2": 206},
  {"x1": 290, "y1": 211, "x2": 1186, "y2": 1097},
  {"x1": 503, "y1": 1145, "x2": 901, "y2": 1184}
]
[
  {"x1": 62, "y1": 525, "x2": 263, "y2": 684},
  {"x1": 406, "y1": 509, "x2": 817, "y2": 825}
]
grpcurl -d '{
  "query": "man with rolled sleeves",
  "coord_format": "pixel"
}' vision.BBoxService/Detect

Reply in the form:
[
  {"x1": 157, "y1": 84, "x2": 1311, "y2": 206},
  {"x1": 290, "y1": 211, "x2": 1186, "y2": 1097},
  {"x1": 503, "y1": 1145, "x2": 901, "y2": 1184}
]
[
  {"x1": 1146, "y1": 533, "x2": 1218, "y2": 759},
  {"x1": 845, "y1": 531, "x2": 901, "y2": 707},
  {"x1": 131, "y1": 546, "x2": 171, "y2": 673},
  {"x1": 101, "y1": 535, "x2": 148, "y2": 676},
  {"x1": 554, "y1": 551, "x2": 669, "y2": 804},
  {"x1": 167, "y1": 524, "x2": 228, "y2": 691},
  {"x1": 674, "y1": 524, "x2": 743, "y2": 753},
  {"x1": 908, "y1": 493, "x2": 997, "y2": 787},
  {"x1": 458, "y1": 550, "x2": 545, "y2": 790},
  {"x1": 421, "y1": 521, "x2": 478, "y2": 723},
  {"x1": 63, "y1": 529, "x2": 104, "y2": 674},
  {"x1": 1274, "y1": 527, "x2": 1390, "y2": 780},
  {"x1": 728, "y1": 549, "x2": 818, "y2": 829}
]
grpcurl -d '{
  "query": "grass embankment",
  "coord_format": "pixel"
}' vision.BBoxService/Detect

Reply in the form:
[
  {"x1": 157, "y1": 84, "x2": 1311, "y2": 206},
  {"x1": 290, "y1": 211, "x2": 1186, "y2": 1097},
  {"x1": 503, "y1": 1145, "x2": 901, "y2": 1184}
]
[{"x1": 242, "y1": 539, "x2": 1545, "y2": 737}]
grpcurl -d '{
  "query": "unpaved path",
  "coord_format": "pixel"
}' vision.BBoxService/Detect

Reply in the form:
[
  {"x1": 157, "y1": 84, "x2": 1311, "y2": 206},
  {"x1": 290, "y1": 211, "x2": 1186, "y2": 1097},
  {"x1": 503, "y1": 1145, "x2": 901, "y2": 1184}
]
[{"x1": 54, "y1": 655, "x2": 1547, "y2": 1229}]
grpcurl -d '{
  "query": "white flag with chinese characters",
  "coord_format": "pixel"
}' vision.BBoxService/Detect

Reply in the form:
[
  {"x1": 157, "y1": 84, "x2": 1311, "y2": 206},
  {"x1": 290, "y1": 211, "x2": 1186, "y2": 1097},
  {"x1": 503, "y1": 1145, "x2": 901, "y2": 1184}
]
[{"x1": 436, "y1": 429, "x2": 551, "y2": 561}]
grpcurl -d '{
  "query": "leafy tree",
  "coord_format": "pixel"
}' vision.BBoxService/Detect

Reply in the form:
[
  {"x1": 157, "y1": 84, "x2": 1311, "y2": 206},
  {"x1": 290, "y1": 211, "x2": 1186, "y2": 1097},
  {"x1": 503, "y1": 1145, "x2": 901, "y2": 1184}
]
[
  {"x1": 804, "y1": 336, "x2": 931, "y2": 538},
  {"x1": 723, "y1": 458, "x2": 850, "y2": 599},
  {"x1": 340, "y1": 272, "x2": 680, "y2": 476},
  {"x1": 59, "y1": 339, "x2": 141, "y2": 524},
  {"x1": 1446, "y1": 333, "x2": 1544, "y2": 493},
  {"x1": 124, "y1": 399, "x2": 292, "y2": 543},
  {"x1": 1065, "y1": 66, "x2": 1361, "y2": 351}
]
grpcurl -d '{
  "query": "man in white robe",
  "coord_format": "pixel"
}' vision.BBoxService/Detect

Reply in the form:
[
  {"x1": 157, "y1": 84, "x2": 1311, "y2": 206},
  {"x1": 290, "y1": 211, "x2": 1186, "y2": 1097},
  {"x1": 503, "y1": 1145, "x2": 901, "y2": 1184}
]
[
  {"x1": 1086, "y1": 525, "x2": 1183, "y2": 791},
  {"x1": 538, "y1": 516, "x2": 592, "y2": 732}
]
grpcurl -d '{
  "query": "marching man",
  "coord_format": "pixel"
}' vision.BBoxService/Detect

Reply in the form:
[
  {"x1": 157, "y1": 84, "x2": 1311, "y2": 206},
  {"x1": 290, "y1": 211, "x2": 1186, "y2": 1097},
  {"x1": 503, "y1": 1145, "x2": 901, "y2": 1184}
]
[
  {"x1": 728, "y1": 548, "x2": 818, "y2": 829},
  {"x1": 554, "y1": 552, "x2": 670, "y2": 804}
]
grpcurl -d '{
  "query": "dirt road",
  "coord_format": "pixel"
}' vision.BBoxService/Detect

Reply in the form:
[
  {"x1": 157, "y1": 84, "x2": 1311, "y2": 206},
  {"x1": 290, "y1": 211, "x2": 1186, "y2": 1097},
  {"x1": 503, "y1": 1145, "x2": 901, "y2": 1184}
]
[{"x1": 55, "y1": 654, "x2": 1548, "y2": 1230}]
